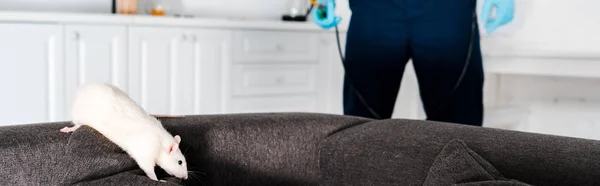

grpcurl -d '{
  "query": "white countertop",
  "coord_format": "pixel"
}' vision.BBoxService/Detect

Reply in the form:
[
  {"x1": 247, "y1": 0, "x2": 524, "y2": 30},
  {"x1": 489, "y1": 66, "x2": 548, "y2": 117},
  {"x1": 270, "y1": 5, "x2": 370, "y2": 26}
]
[{"x1": 0, "y1": 11, "x2": 348, "y2": 32}]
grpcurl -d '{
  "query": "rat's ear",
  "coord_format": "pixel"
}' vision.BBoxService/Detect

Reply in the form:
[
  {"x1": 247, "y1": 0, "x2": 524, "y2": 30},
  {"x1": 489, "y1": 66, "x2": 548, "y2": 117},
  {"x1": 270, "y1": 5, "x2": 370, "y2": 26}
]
[
  {"x1": 174, "y1": 135, "x2": 181, "y2": 144},
  {"x1": 168, "y1": 143, "x2": 179, "y2": 154}
]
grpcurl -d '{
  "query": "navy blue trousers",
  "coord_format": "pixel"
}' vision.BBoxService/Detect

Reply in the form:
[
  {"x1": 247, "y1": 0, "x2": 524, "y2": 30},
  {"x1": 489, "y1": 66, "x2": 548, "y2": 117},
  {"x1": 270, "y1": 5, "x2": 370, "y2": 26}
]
[{"x1": 343, "y1": 0, "x2": 484, "y2": 126}]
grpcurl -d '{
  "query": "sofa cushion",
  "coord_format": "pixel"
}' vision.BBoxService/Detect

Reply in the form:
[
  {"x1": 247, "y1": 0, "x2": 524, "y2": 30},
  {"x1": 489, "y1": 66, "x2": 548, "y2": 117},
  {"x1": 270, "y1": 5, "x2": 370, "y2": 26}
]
[{"x1": 422, "y1": 139, "x2": 530, "y2": 186}]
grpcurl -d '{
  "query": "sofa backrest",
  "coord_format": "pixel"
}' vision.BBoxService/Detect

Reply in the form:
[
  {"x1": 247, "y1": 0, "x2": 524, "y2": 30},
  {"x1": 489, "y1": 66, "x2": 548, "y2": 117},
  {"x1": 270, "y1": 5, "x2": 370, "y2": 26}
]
[
  {"x1": 158, "y1": 113, "x2": 371, "y2": 185},
  {"x1": 0, "y1": 122, "x2": 72, "y2": 185},
  {"x1": 9, "y1": 113, "x2": 598, "y2": 186},
  {"x1": 0, "y1": 113, "x2": 372, "y2": 185},
  {"x1": 319, "y1": 119, "x2": 600, "y2": 186}
]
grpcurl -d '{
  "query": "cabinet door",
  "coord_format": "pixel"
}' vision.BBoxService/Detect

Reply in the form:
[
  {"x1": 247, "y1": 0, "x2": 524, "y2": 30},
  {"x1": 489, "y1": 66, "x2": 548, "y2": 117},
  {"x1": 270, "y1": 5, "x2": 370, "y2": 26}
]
[
  {"x1": 64, "y1": 24, "x2": 127, "y2": 118},
  {"x1": 129, "y1": 27, "x2": 230, "y2": 115},
  {"x1": 317, "y1": 32, "x2": 346, "y2": 115},
  {"x1": 128, "y1": 27, "x2": 184, "y2": 115},
  {"x1": 179, "y1": 29, "x2": 231, "y2": 115},
  {"x1": 0, "y1": 23, "x2": 65, "y2": 125}
]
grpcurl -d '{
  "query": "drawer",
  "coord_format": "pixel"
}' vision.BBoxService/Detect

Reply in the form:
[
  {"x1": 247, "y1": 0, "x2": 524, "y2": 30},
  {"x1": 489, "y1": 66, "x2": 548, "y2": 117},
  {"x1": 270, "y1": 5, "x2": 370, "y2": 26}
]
[
  {"x1": 233, "y1": 30, "x2": 319, "y2": 64},
  {"x1": 227, "y1": 96, "x2": 317, "y2": 114},
  {"x1": 231, "y1": 65, "x2": 317, "y2": 96}
]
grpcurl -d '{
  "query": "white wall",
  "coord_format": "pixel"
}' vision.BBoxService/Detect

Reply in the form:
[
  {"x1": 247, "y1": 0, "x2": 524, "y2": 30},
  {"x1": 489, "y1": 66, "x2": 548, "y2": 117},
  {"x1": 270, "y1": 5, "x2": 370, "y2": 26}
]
[
  {"x1": 0, "y1": 0, "x2": 352, "y2": 22},
  {"x1": 478, "y1": 0, "x2": 600, "y2": 140},
  {"x1": 177, "y1": 0, "x2": 351, "y2": 21},
  {"x1": 481, "y1": 0, "x2": 600, "y2": 57},
  {"x1": 177, "y1": 0, "x2": 288, "y2": 19},
  {"x1": 0, "y1": 0, "x2": 111, "y2": 13}
]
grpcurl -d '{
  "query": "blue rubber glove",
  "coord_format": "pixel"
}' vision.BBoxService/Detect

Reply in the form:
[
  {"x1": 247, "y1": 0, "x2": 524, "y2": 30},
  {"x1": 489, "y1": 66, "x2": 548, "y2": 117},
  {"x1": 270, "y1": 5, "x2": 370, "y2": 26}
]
[
  {"x1": 480, "y1": 0, "x2": 515, "y2": 34},
  {"x1": 311, "y1": 0, "x2": 342, "y2": 29}
]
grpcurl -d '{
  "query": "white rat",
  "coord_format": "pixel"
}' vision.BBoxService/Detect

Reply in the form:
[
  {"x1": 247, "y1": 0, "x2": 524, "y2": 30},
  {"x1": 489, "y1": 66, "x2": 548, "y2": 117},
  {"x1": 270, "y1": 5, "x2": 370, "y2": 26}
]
[{"x1": 60, "y1": 82, "x2": 188, "y2": 181}]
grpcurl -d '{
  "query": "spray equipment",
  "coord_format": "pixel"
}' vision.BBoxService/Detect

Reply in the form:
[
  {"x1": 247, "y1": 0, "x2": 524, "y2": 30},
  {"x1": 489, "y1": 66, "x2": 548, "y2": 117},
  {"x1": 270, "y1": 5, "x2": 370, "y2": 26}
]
[{"x1": 310, "y1": 0, "x2": 342, "y2": 29}]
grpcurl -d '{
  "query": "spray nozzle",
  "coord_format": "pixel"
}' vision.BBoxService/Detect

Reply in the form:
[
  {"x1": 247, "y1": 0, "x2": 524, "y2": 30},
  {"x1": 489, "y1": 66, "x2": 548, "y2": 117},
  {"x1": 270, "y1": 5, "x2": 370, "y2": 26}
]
[{"x1": 316, "y1": 5, "x2": 327, "y2": 19}]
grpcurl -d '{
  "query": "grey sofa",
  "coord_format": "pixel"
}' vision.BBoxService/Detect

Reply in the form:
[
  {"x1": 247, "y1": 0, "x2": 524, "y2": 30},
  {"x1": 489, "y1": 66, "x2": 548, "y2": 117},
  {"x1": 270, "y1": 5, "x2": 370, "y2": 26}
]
[{"x1": 1, "y1": 113, "x2": 599, "y2": 185}]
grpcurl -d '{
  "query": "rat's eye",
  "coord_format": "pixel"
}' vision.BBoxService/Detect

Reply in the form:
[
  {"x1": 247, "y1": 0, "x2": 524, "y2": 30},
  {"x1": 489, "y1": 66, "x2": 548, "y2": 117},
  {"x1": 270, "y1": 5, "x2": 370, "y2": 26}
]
[{"x1": 178, "y1": 160, "x2": 182, "y2": 165}]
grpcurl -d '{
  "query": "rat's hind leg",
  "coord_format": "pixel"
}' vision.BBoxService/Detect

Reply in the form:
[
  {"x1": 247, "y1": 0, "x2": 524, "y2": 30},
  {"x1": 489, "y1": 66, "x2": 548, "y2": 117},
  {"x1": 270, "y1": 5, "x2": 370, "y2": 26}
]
[
  {"x1": 59, "y1": 126, "x2": 78, "y2": 133},
  {"x1": 60, "y1": 125, "x2": 81, "y2": 133},
  {"x1": 60, "y1": 121, "x2": 82, "y2": 133}
]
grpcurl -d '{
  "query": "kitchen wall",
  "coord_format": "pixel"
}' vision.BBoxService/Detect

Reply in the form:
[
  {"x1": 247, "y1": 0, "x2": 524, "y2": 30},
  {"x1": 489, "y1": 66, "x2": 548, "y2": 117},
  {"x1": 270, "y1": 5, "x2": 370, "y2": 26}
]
[
  {"x1": 176, "y1": 0, "x2": 292, "y2": 20},
  {"x1": 0, "y1": 0, "x2": 111, "y2": 13},
  {"x1": 168, "y1": 0, "x2": 352, "y2": 20},
  {"x1": 0, "y1": 0, "x2": 351, "y2": 21},
  {"x1": 478, "y1": 0, "x2": 600, "y2": 140}
]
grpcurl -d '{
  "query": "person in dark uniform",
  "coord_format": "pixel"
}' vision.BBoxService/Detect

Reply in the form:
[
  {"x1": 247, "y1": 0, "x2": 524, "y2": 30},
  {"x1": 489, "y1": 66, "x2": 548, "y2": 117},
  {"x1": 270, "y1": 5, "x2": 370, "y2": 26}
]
[{"x1": 313, "y1": 0, "x2": 514, "y2": 126}]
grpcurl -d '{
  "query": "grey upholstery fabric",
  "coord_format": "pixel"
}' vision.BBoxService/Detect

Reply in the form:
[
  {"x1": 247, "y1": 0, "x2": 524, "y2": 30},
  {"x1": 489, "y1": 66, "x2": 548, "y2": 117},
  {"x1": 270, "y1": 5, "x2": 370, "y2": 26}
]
[
  {"x1": 156, "y1": 113, "x2": 371, "y2": 185},
  {"x1": 2, "y1": 113, "x2": 600, "y2": 186},
  {"x1": 319, "y1": 119, "x2": 600, "y2": 186},
  {"x1": 422, "y1": 139, "x2": 530, "y2": 186},
  {"x1": 0, "y1": 122, "x2": 188, "y2": 186},
  {"x1": 59, "y1": 126, "x2": 181, "y2": 186},
  {"x1": 0, "y1": 113, "x2": 371, "y2": 186},
  {"x1": 0, "y1": 122, "x2": 70, "y2": 185}
]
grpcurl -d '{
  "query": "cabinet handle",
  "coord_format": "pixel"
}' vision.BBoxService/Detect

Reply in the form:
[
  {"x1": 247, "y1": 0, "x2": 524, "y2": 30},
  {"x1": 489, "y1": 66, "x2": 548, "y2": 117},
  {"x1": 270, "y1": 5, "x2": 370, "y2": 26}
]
[
  {"x1": 181, "y1": 34, "x2": 188, "y2": 41},
  {"x1": 275, "y1": 77, "x2": 285, "y2": 85},
  {"x1": 73, "y1": 32, "x2": 80, "y2": 40},
  {"x1": 276, "y1": 44, "x2": 285, "y2": 51}
]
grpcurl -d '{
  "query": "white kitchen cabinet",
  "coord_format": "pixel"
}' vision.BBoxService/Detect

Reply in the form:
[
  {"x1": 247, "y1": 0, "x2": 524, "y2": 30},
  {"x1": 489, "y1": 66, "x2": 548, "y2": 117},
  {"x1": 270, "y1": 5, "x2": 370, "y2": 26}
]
[
  {"x1": 232, "y1": 30, "x2": 319, "y2": 64},
  {"x1": 226, "y1": 64, "x2": 320, "y2": 114},
  {"x1": 64, "y1": 24, "x2": 127, "y2": 118},
  {"x1": 317, "y1": 32, "x2": 346, "y2": 115},
  {"x1": 0, "y1": 23, "x2": 65, "y2": 125},
  {"x1": 128, "y1": 27, "x2": 186, "y2": 115},
  {"x1": 230, "y1": 65, "x2": 318, "y2": 96},
  {"x1": 128, "y1": 26, "x2": 231, "y2": 115},
  {"x1": 223, "y1": 30, "x2": 322, "y2": 114},
  {"x1": 183, "y1": 28, "x2": 232, "y2": 115}
]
